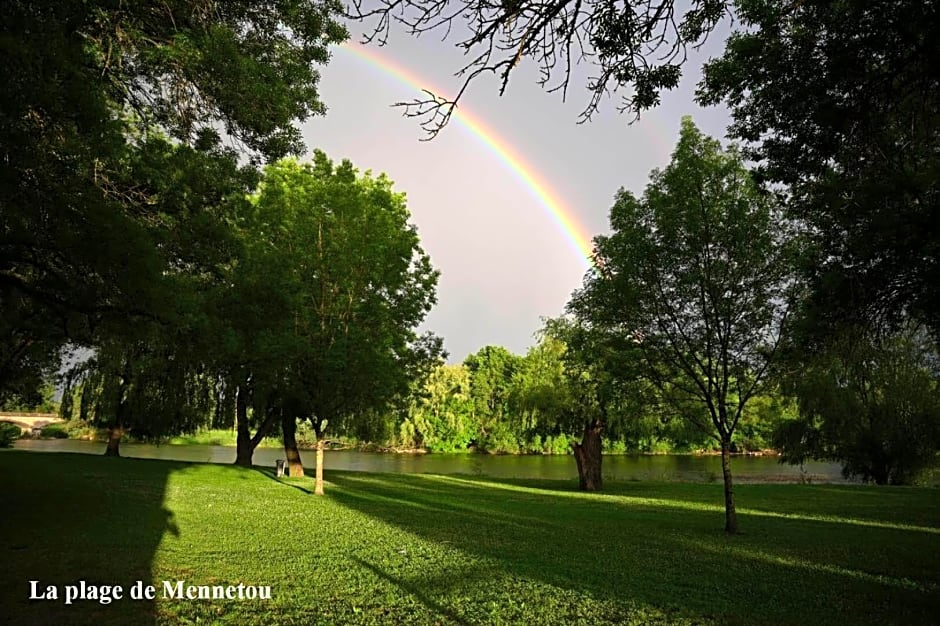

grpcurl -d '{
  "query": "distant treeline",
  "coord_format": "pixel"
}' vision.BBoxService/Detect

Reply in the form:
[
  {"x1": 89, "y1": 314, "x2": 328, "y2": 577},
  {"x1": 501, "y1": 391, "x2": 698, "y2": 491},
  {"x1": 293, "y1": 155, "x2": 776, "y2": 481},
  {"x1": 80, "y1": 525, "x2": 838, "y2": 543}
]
[
  {"x1": 363, "y1": 341, "x2": 795, "y2": 455},
  {"x1": 50, "y1": 335, "x2": 792, "y2": 456}
]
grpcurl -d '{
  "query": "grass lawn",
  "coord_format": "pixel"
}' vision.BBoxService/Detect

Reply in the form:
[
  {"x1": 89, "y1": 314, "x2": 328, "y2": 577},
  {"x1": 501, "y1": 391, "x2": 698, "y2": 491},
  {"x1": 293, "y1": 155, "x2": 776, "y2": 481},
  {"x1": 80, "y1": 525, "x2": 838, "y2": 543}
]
[
  {"x1": 162, "y1": 429, "x2": 282, "y2": 448},
  {"x1": 1, "y1": 451, "x2": 937, "y2": 625}
]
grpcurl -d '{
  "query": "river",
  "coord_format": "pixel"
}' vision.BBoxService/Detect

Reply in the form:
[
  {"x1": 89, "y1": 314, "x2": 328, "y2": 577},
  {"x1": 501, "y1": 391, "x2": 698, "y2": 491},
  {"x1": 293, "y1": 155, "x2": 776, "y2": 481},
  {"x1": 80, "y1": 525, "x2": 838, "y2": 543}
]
[{"x1": 12, "y1": 438, "x2": 851, "y2": 483}]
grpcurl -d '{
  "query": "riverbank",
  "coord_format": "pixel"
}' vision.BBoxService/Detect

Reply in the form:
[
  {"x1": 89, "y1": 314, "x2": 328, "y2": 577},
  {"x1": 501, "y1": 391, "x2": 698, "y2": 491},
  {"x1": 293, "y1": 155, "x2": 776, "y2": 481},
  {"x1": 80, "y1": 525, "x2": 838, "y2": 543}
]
[
  {"x1": 29, "y1": 423, "x2": 778, "y2": 457},
  {"x1": 1, "y1": 451, "x2": 938, "y2": 625},
  {"x1": 11, "y1": 438, "x2": 850, "y2": 483}
]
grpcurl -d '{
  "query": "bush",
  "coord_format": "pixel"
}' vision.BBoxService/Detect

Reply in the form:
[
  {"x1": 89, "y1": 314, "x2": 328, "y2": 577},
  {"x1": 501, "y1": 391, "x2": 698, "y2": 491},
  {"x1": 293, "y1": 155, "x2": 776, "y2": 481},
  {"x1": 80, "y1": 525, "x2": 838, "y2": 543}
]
[
  {"x1": 0, "y1": 422, "x2": 21, "y2": 448},
  {"x1": 480, "y1": 422, "x2": 521, "y2": 454},
  {"x1": 39, "y1": 424, "x2": 69, "y2": 439},
  {"x1": 544, "y1": 434, "x2": 571, "y2": 455}
]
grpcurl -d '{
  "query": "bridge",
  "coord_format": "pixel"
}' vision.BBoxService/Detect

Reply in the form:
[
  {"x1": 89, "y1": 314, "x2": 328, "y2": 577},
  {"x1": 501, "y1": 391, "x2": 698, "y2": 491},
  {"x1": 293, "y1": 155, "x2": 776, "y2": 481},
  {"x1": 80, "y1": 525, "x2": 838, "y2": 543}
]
[{"x1": 0, "y1": 412, "x2": 65, "y2": 434}]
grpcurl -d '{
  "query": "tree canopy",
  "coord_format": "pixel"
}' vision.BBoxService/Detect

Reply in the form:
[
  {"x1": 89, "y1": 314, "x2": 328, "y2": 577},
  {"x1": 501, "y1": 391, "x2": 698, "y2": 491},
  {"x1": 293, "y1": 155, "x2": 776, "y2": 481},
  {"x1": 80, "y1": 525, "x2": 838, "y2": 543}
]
[
  {"x1": 0, "y1": 0, "x2": 348, "y2": 402},
  {"x1": 698, "y1": 0, "x2": 940, "y2": 338}
]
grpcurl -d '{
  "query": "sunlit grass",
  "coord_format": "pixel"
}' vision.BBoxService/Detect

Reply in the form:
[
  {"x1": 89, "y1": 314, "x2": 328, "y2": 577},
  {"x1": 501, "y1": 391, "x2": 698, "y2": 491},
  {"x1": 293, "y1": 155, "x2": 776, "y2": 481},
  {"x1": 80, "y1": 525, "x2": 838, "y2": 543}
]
[
  {"x1": 419, "y1": 473, "x2": 940, "y2": 534},
  {"x1": 163, "y1": 429, "x2": 281, "y2": 448},
  {"x1": 1, "y1": 451, "x2": 938, "y2": 625}
]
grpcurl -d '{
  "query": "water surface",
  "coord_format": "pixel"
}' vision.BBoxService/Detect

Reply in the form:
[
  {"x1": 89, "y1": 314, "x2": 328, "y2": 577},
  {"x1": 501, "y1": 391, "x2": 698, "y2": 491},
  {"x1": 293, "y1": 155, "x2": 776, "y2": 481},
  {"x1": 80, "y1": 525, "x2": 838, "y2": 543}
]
[{"x1": 12, "y1": 439, "x2": 848, "y2": 483}]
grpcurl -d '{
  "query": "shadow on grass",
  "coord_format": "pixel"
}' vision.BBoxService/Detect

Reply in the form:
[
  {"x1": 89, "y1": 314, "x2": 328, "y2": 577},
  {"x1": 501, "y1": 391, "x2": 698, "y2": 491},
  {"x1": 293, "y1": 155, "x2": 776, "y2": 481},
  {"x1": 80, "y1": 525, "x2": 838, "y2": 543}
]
[
  {"x1": 352, "y1": 556, "x2": 468, "y2": 625},
  {"x1": 252, "y1": 466, "x2": 315, "y2": 495},
  {"x1": 0, "y1": 450, "x2": 179, "y2": 625},
  {"x1": 327, "y1": 471, "x2": 940, "y2": 625}
]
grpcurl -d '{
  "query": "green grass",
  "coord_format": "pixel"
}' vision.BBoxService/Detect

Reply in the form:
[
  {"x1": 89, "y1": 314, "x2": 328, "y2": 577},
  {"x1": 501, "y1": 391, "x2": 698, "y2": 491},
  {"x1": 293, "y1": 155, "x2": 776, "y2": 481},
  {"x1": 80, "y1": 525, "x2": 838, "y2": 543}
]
[
  {"x1": 163, "y1": 429, "x2": 281, "y2": 448},
  {"x1": 54, "y1": 426, "x2": 285, "y2": 448},
  {"x1": 1, "y1": 451, "x2": 938, "y2": 625}
]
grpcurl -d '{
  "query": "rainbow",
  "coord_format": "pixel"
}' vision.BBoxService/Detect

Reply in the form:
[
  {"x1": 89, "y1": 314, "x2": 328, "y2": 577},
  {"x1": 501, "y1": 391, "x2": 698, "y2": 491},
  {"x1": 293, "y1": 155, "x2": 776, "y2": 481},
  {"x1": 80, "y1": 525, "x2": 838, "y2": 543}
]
[{"x1": 337, "y1": 43, "x2": 595, "y2": 268}]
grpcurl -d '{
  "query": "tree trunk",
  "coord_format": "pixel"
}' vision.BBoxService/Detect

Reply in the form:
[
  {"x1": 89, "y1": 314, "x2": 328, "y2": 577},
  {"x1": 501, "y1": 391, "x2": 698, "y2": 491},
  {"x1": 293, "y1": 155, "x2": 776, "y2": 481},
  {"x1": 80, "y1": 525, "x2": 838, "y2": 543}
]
[
  {"x1": 314, "y1": 438, "x2": 325, "y2": 495},
  {"x1": 105, "y1": 372, "x2": 128, "y2": 457},
  {"x1": 104, "y1": 426, "x2": 122, "y2": 457},
  {"x1": 234, "y1": 386, "x2": 280, "y2": 468},
  {"x1": 870, "y1": 446, "x2": 890, "y2": 485},
  {"x1": 234, "y1": 386, "x2": 252, "y2": 467},
  {"x1": 282, "y1": 413, "x2": 304, "y2": 477},
  {"x1": 571, "y1": 419, "x2": 603, "y2": 491},
  {"x1": 720, "y1": 437, "x2": 738, "y2": 534},
  {"x1": 313, "y1": 420, "x2": 326, "y2": 495}
]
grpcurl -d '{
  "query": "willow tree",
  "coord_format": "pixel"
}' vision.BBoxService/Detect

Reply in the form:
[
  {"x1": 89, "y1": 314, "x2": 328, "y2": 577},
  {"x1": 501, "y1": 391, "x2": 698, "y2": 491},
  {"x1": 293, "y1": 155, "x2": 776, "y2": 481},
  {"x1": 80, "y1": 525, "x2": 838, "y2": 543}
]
[
  {"x1": 570, "y1": 118, "x2": 793, "y2": 533},
  {"x1": 538, "y1": 316, "x2": 643, "y2": 491},
  {"x1": 774, "y1": 325, "x2": 940, "y2": 486},
  {"x1": 70, "y1": 329, "x2": 214, "y2": 458},
  {"x1": 248, "y1": 154, "x2": 442, "y2": 494}
]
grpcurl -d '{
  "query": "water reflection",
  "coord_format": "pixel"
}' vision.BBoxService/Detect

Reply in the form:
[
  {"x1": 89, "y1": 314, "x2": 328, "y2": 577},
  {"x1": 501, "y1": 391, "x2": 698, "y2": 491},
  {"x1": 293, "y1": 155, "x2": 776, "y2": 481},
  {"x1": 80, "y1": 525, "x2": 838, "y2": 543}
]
[{"x1": 13, "y1": 438, "x2": 850, "y2": 483}]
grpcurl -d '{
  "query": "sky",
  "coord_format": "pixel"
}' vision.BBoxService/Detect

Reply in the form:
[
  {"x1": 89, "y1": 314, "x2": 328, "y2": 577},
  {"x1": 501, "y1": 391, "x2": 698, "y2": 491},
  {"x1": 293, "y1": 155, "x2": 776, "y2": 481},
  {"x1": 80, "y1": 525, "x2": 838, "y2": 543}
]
[{"x1": 302, "y1": 16, "x2": 733, "y2": 363}]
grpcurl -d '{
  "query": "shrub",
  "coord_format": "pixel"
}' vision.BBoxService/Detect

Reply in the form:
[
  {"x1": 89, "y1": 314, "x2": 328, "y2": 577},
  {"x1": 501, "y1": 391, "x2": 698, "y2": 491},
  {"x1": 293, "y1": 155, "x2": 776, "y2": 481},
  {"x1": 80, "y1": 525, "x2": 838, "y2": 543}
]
[
  {"x1": 480, "y1": 422, "x2": 520, "y2": 454},
  {"x1": 0, "y1": 422, "x2": 21, "y2": 448},
  {"x1": 527, "y1": 434, "x2": 543, "y2": 454},
  {"x1": 545, "y1": 434, "x2": 571, "y2": 455},
  {"x1": 39, "y1": 424, "x2": 69, "y2": 439}
]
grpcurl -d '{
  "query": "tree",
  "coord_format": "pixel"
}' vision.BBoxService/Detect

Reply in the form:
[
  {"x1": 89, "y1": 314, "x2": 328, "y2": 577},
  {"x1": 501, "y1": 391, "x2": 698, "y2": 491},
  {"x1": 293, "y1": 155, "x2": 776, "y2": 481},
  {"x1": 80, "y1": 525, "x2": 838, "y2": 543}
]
[
  {"x1": 400, "y1": 363, "x2": 476, "y2": 452},
  {"x1": 0, "y1": 377, "x2": 59, "y2": 414},
  {"x1": 61, "y1": 134, "x2": 258, "y2": 456},
  {"x1": 774, "y1": 326, "x2": 940, "y2": 485},
  {"x1": 0, "y1": 1, "x2": 348, "y2": 403},
  {"x1": 0, "y1": 290, "x2": 61, "y2": 411},
  {"x1": 540, "y1": 315, "x2": 657, "y2": 486},
  {"x1": 71, "y1": 331, "x2": 214, "y2": 457},
  {"x1": 570, "y1": 118, "x2": 792, "y2": 532},
  {"x1": 464, "y1": 346, "x2": 523, "y2": 452},
  {"x1": 698, "y1": 0, "x2": 940, "y2": 338},
  {"x1": 537, "y1": 318, "x2": 609, "y2": 489},
  {"x1": 248, "y1": 155, "x2": 442, "y2": 494},
  {"x1": 509, "y1": 333, "x2": 573, "y2": 451},
  {"x1": 213, "y1": 196, "x2": 303, "y2": 468},
  {"x1": 351, "y1": 0, "x2": 729, "y2": 137}
]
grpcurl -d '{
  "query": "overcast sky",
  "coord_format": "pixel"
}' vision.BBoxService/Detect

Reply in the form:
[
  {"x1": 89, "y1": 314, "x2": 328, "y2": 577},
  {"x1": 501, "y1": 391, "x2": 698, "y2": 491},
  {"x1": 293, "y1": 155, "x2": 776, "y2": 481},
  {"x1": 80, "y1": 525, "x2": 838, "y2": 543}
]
[{"x1": 302, "y1": 18, "x2": 732, "y2": 363}]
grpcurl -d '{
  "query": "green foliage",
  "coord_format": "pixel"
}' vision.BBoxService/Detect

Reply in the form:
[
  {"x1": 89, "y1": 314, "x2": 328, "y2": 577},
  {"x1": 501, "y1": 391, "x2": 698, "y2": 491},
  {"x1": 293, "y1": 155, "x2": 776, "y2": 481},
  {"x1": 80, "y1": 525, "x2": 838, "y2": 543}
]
[
  {"x1": 0, "y1": 422, "x2": 20, "y2": 447},
  {"x1": 776, "y1": 327, "x2": 940, "y2": 485},
  {"x1": 38, "y1": 424, "x2": 69, "y2": 439},
  {"x1": 241, "y1": 154, "x2": 442, "y2": 438},
  {"x1": 699, "y1": 0, "x2": 940, "y2": 336},
  {"x1": 68, "y1": 317, "x2": 218, "y2": 445},
  {"x1": 699, "y1": 0, "x2": 940, "y2": 486},
  {"x1": 0, "y1": 316, "x2": 61, "y2": 413},
  {"x1": 736, "y1": 392, "x2": 795, "y2": 452},
  {"x1": 509, "y1": 334, "x2": 580, "y2": 445},
  {"x1": 570, "y1": 117, "x2": 793, "y2": 448},
  {"x1": 340, "y1": 408, "x2": 397, "y2": 447},
  {"x1": 570, "y1": 117, "x2": 796, "y2": 527},
  {"x1": 479, "y1": 420, "x2": 522, "y2": 455},
  {"x1": 401, "y1": 364, "x2": 475, "y2": 452},
  {"x1": 0, "y1": 0, "x2": 347, "y2": 409},
  {"x1": 378, "y1": 323, "x2": 796, "y2": 456},
  {"x1": 464, "y1": 346, "x2": 522, "y2": 438},
  {"x1": 533, "y1": 433, "x2": 568, "y2": 455},
  {"x1": 538, "y1": 316, "x2": 647, "y2": 454},
  {"x1": 0, "y1": 380, "x2": 59, "y2": 414}
]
